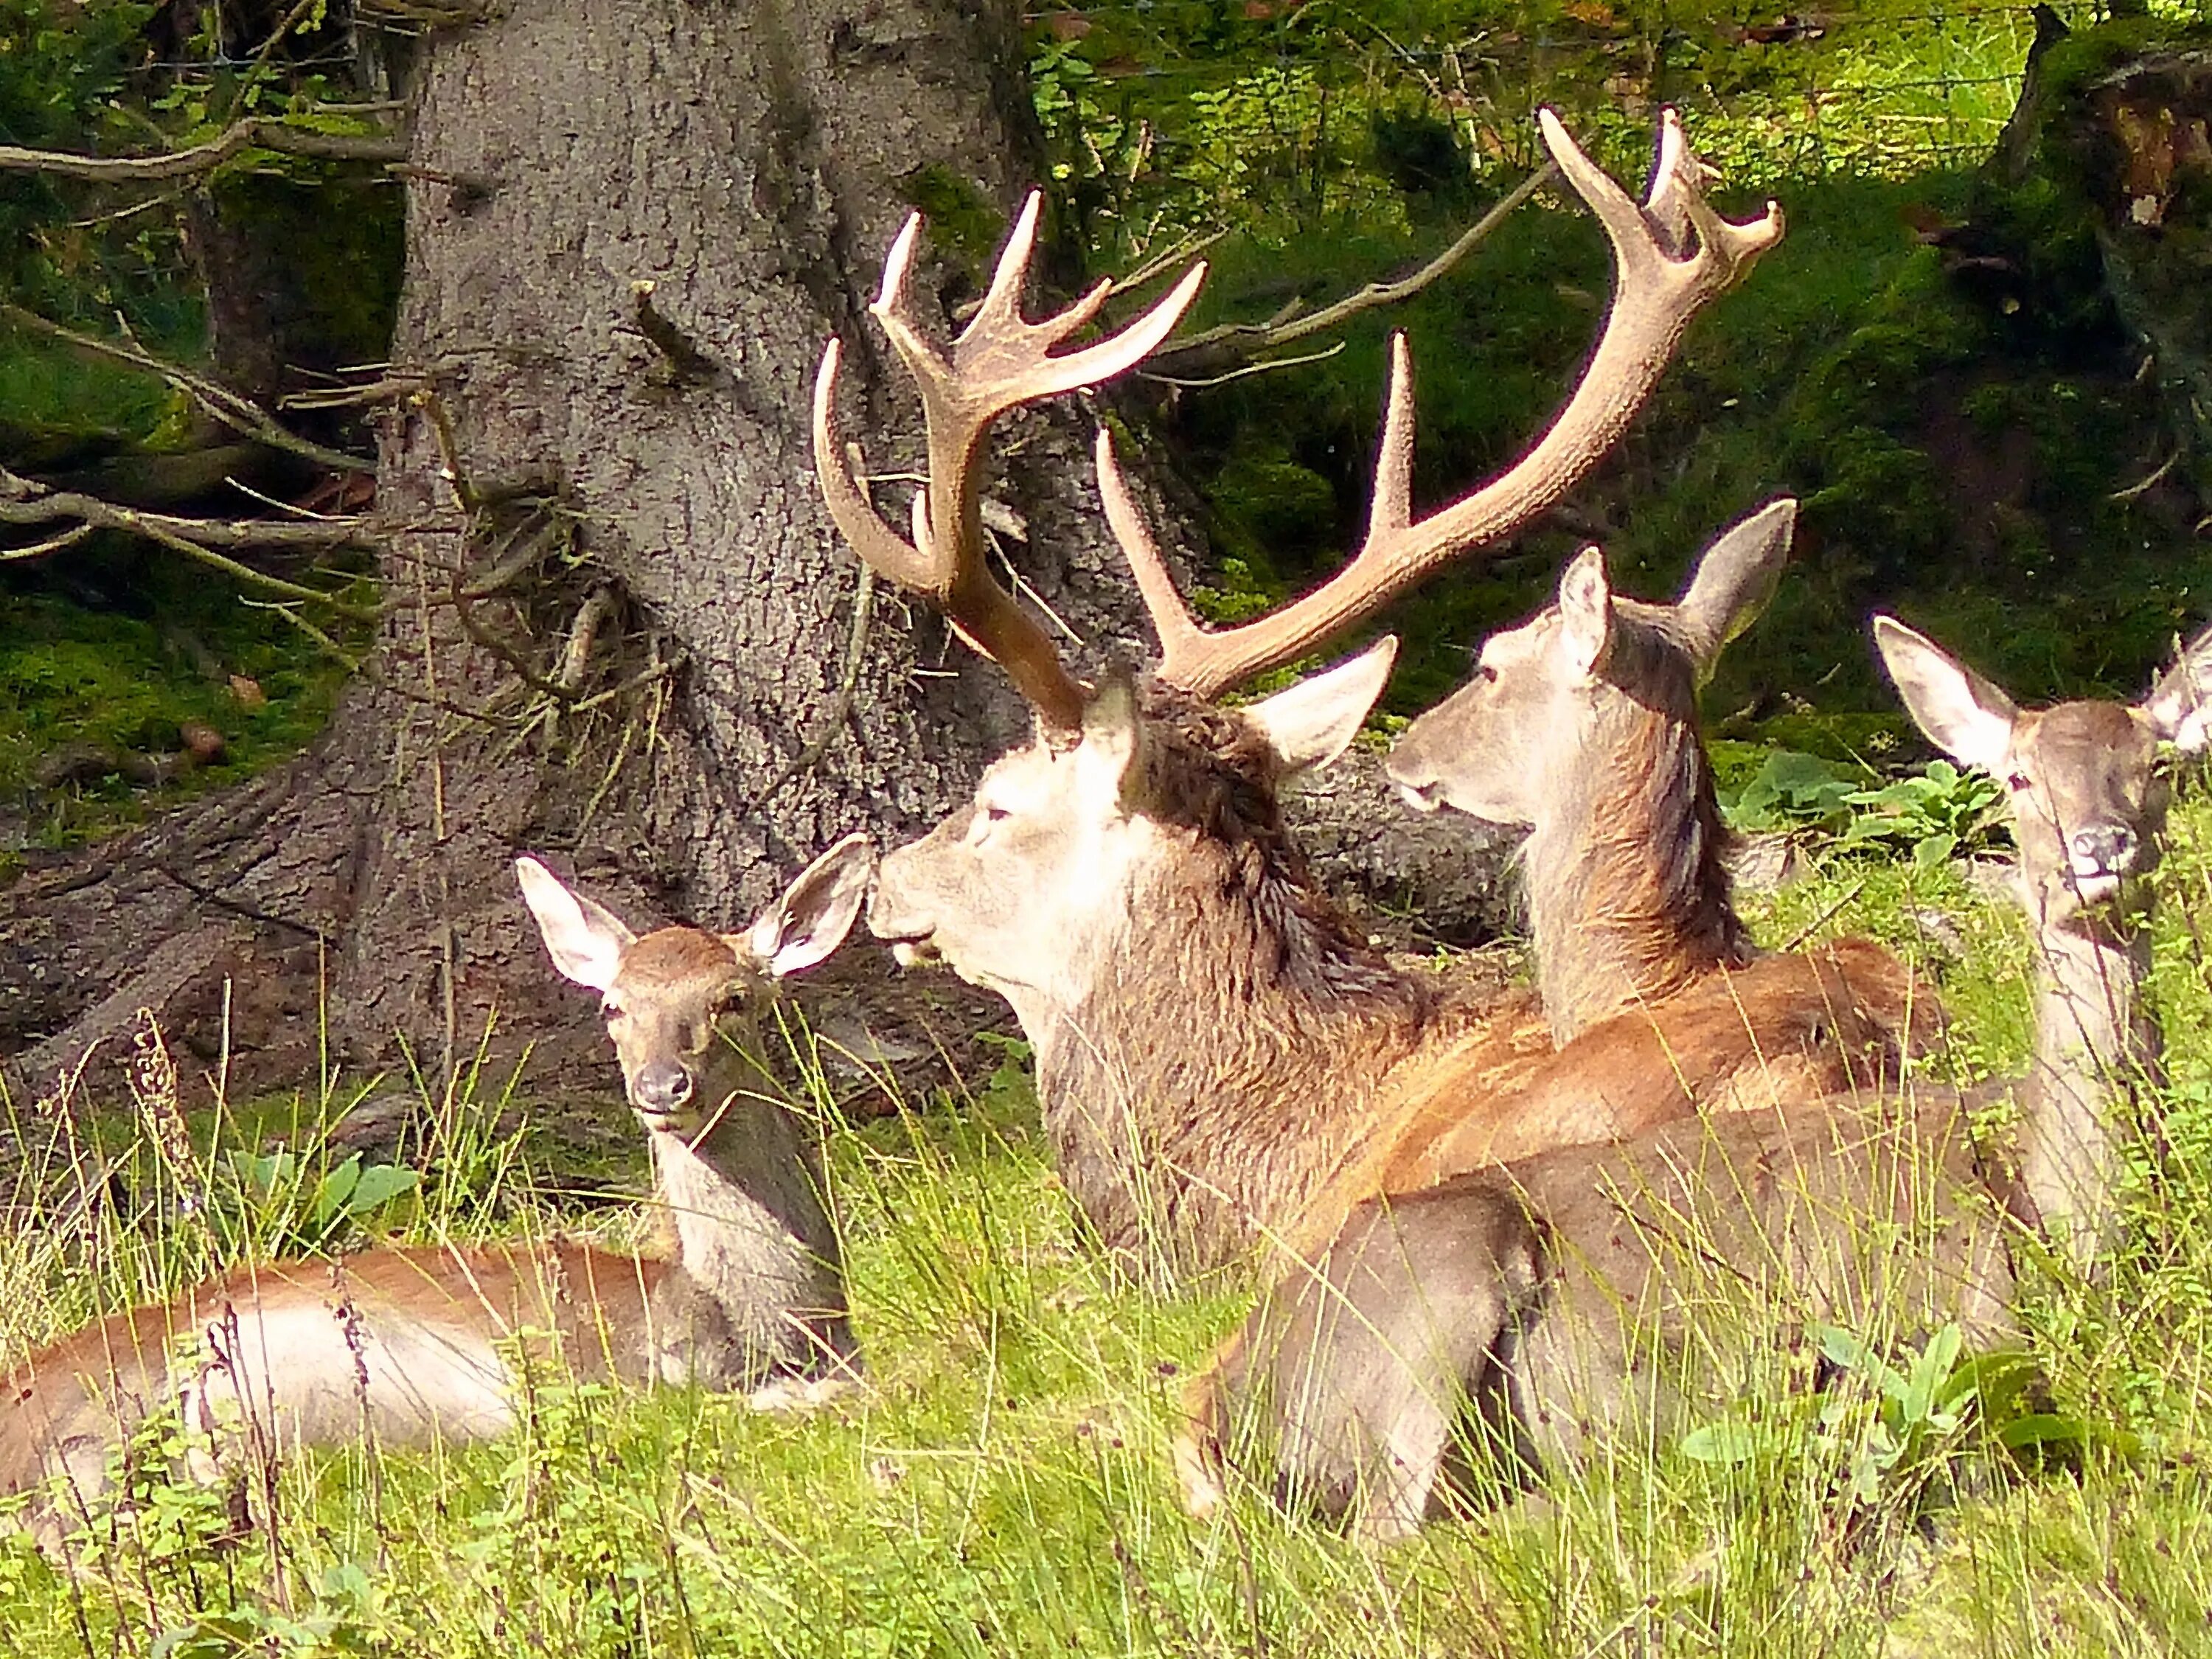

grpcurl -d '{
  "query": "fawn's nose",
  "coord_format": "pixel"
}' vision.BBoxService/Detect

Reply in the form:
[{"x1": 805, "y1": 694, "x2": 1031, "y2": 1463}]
[
  {"x1": 2070, "y1": 822, "x2": 2139, "y2": 877},
  {"x1": 632, "y1": 1060, "x2": 695, "y2": 1115}
]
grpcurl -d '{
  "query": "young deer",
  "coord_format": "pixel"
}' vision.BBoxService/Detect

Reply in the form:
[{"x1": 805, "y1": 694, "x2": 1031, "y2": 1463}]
[
  {"x1": 818, "y1": 115, "x2": 1919, "y2": 1275},
  {"x1": 0, "y1": 837, "x2": 871, "y2": 1543},
  {"x1": 1177, "y1": 621, "x2": 2209, "y2": 1537}
]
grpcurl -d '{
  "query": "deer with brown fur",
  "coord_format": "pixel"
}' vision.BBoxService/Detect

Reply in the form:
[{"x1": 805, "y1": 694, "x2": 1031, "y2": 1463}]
[
  {"x1": 1, "y1": 838, "x2": 870, "y2": 1548},
  {"x1": 819, "y1": 113, "x2": 1930, "y2": 1278},
  {"x1": 1272, "y1": 518, "x2": 1941, "y2": 1246},
  {"x1": 1177, "y1": 620, "x2": 2208, "y2": 1538}
]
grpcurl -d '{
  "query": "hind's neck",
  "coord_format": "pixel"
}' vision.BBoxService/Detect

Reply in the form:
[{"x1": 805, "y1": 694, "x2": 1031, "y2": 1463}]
[
  {"x1": 2019, "y1": 897, "x2": 2156, "y2": 1261},
  {"x1": 655, "y1": 1044, "x2": 845, "y2": 1349},
  {"x1": 1524, "y1": 698, "x2": 1750, "y2": 1043}
]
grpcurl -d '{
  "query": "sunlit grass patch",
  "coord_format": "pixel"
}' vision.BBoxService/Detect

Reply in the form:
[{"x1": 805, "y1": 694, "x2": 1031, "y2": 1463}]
[{"x1": 6, "y1": 793, "x2": 2212, "y2": 1653}]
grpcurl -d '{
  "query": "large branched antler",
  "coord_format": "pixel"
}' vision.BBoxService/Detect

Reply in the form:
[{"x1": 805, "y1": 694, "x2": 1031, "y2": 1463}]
[
  {"x1": 1104, "y1": 108, "x2": 1785, "y2": 699},
  {"x1": 813, "y1": 192, "x2": 1206, "y2": 735}
]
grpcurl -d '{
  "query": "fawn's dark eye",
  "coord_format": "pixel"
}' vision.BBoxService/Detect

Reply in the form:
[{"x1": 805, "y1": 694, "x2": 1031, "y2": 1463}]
[
  {"x1": 601, "y1": 998, "x2": 625, "y2": 1019},
  {"x1": 2007, "y1": 772, "x2": 2032, "y2": 792}
]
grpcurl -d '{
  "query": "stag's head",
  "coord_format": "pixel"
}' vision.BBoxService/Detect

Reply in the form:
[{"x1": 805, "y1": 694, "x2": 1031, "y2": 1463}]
[
  {"x1": 813, "y1": 114, "x2": 1779, "y2": 1036},
  {"x1": 516, "y1": 836, "x2": 873, "y2": 1134},
  {"x1": 1876, "y1": 619, "x2": 2212, "y2": 928},
  {"x1": 1387, "y1": 500, "x2": 1792, "y2": 827},
  {"x1": 869, "y1": 650, "x2": 1394, "y2": 1025}
]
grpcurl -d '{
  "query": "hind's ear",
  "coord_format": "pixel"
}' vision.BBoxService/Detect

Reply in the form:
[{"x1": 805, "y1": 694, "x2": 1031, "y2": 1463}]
[
  {"x1": 516, "y1": 857, "x2": 636, "y2": 991},
  {"x1": 1557, "y1": 547, "x2": 1612, "y2": 678},
  {"x1": 1674, "y1": 499, "x2": 1794, "y2": 678},
  {"x1": 2142, "y1": 620, "x2": 2212, "y2": 753},
  {"x1": 1873, "y1": 616, "x2": 2018, "y2": 773},
  {"x1": 746, "y1": 833, "x2": 876, "y2": 978},
  {"x1": 1243, "y1": 635, "x2": 1398, "y2": 781}
]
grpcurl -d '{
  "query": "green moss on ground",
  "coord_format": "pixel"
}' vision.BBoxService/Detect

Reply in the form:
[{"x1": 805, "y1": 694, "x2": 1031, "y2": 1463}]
[{"x1": 0, "y1": 545, "x2": 359, "y2": 867}]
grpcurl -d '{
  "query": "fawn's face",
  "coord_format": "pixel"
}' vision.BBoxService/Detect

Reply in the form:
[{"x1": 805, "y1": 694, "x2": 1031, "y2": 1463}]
[
  {"x1": 1877, "y1": 616, "x2": 2212, "y2": 929},
  {"x1": 2000, "y1": 701, "x2": 2166, "y2": 920},
  {"x1": 594, "y1": 931, "x2": 769, "y2": 1133},
  {"x1": 518, "y1": 835, "x2": 874, "y2": 1135}
]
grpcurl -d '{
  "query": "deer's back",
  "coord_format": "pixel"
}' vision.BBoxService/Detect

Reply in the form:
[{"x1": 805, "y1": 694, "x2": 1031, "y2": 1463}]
[
  {"x1": 1395, "y1": 940, "x2": 1933, "y2": 1194},
  {"x1": 1501, "y1": 1085, "x2": 2016, "y2": 1458},
  {"x1": 1, "y1": 1241, "x2": 671, "y2": 1502}
]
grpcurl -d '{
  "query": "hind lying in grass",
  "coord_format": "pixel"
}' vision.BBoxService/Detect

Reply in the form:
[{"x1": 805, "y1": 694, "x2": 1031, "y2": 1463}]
[
  {"x1": 1178, "y1": 618, "x2": 2212, "y2": 1540},
  {"x1": 0, "y1": 838, "x2": 872, "y2": 1550}
]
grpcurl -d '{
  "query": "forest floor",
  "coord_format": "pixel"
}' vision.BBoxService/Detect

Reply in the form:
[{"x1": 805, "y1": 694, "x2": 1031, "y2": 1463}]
[{"x1": 4, "y1": 789, "x2": 2211, "y2": 1658}]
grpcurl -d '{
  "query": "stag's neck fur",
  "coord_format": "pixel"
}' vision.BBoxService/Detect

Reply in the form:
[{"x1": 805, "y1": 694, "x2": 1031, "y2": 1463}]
[
  {"x1": 1040, "y1": 826, "x2": 1444, "y2": 1276},
  {"x1": 650, "y1": 1044, "x2": 851, "y2": 1380},
  {"x1": 1524, "y1": 658, "x2": 1751, "y2": 1043},
  {"x1": 2017, "y1": 894, "x2": 2157, "y2": 1261}
]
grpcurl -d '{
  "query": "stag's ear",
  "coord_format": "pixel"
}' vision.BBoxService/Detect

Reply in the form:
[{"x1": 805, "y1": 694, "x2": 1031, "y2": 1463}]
[
  {"x1": 746, "y1": 833, "x2": 875, "y2": 978},
  {"x1": 2140, "y1": 621, "x2": 2212, "y2": 753},
  {"x1": 516, "y1": 856, "x2": 636, "y2": 992},
  {"x1": 1557, "y1": 547, "x2": 1613, "y2": 678},
  {"x1": 1245, "y1": 634, "x2": 1398, "y2": 781},
  {"x1": 1675, "y1": 498, "x2": 1794, "y2": 678},
  {"x1": 1076, "y1": 673, "x2": 1147, "y2": 801},
  {"x1": 1874, "y1": 616, "x2": 2019, "y2": 773}
]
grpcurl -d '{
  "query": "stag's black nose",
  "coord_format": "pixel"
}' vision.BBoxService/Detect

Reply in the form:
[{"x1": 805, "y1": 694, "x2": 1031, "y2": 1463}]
[
  {"x1": 2071, "y1": 823, "x2": 2139, "y2": 875},
  {"x1": 633, "y1": 1060, "x2": 695, "y2": 1114}
]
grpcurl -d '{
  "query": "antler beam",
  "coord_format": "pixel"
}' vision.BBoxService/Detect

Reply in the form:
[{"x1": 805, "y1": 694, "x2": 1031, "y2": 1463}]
[
  {"x1": 813, "y1": 192, "x2": 1206, "y2": 734},
  {"x1": 1108, "y1": 108, "x2": 1785, "y2": 699}
]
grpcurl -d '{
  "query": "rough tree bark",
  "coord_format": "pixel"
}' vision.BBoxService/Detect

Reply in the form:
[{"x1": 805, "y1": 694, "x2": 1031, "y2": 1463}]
[{"x1": 0, "y1": 0, "x2": 1510, "y2": 1113}]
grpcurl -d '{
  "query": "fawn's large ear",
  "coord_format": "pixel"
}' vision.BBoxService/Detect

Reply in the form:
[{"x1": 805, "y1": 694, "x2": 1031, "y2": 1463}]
[
  {"x1": 516, "y1": 856, "x2": 636, "y2": 992},
  {"x1": 747, "y1": 833, "x2": 876, "y2": 978},
  {"x1": 1557, "y1": 547, "x2": 1613, "y2": 678},
  {"x1": 2140, "y1": 620, "x2": 2212, "y2": 754},
  {"x1": 1873, "y1": 616, "x2": 2019, "y2": 773},
  {"x1": 1243, "y1": 634, "x2": 1398, "y2": 781},
  {"x1": 1674, "y1": 498, "x2": 1794, "y2": 678}
]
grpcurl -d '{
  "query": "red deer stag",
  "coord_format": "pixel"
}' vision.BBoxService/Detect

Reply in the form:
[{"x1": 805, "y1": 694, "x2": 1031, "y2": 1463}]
[
  {"x1": 1177, "y1": 619, "x2": 2207, "y2": 1537},
  {"x1": 1, "y1": 838, "x2": 872, "y2": 1548},
  {"x1": 810, "y1": 116, "x2": 1949, "y2": 1278}
]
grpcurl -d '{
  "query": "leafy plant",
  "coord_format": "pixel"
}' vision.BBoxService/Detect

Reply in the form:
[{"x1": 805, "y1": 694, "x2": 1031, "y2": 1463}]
[
  {"x1": 1719, "y1": 748, "x2": 1863, "y2": 833},
  {"x1": 1839, "y1": 759, "x2": 2007, "y2": 869},
  {"x1": 214, "y1": 1149, "x2": 419, "y2": 1257},
  {"x1": 1680, "y1": 1324, "x2": 2048, "y2": 1512},
  {"x1": 1722, "y1": 748, "x2": 2007, "y2": 869}
]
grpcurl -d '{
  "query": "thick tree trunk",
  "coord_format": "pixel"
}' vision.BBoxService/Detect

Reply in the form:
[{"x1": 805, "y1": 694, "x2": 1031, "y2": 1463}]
[
  {"x1": 0, "y1": 0, "x2": 1512, "y2": 1115},
  {"x1": 1, "y1": 0, "x2": 1156, "y2": 1106}
]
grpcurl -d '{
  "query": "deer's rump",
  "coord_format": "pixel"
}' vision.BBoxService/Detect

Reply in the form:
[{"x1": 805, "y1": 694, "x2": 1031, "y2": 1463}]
[{"x1": 0, "y1": 1241, "x2": 669, "y2": 1503}]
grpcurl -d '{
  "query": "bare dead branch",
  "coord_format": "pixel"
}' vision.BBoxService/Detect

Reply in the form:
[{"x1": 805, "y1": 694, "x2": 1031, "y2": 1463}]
[
  {"x1": 0, "y1": 465, "x2": 379, "y2": 615},
  {"x1": 1145, "y1": 161, "x2": 1557, "y2": 376},
  {"x1": 1, "y1": 304, "x2": 372, "y2": 473},
  {"x1": 0, "y1": 523, "x2": 95, "y2": 562},
  {"x1": 0, "y1": 116, "x2": 406, "y2": 185}
]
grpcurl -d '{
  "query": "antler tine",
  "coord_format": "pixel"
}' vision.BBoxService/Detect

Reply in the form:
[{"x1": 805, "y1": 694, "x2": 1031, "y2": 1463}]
[
  {"x1": 1107, "y1": 109, "x2": 1784, "y2": 700},
  {"x1": 813, "y1": 194, "x2": 1208, "y2": 735},
  {"x1": 1096, "y1": 428, "x2": 1203, "y2": 668}
]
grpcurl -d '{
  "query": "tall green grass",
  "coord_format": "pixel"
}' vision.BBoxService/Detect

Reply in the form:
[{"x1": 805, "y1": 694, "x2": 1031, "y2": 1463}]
[{"x1": 7, "y1": 793, "x2": 2212, "y2": 1655}]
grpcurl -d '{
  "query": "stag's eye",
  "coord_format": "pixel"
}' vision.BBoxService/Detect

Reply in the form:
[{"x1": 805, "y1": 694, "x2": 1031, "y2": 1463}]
[
  {"x1": 601, "y1": 997, "x2": 625, "y2": 1020},
  {"x1": 1477, "y1": 662, "x2": 1500, "y2": 685},
  {"x1": 2007, "y1": 771, "x2": 2033, "y2": 793}
]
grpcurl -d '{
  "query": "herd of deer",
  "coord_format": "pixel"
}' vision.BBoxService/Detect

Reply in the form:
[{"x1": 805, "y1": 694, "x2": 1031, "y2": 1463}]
[{"x1": 7, "y1": 109, "x2": 2208, "y2": 1554}]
